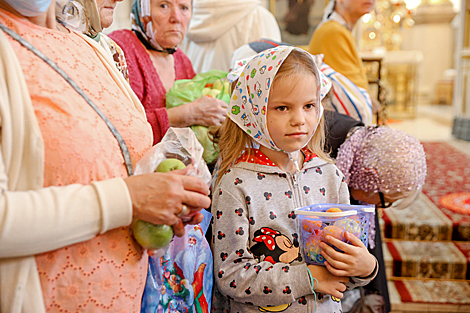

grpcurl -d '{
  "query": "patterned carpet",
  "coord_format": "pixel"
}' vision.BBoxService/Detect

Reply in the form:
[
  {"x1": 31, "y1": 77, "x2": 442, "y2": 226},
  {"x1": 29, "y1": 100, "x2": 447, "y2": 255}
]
[
  {"x1": 382, "y1": 194, "x2": 452, "y2": 241},
  {"x1": 420, "y1": 142, "x2": 470, "y2": 241},
  {"x1": 382, "y1": 141, "x2": 470, "y2": 310},
  {"x1": 393, "y1": 280, "x2": 470, "y2": 304},
  {"x1": 386, "y1": 240, "x2": 467, "y2": 280}
]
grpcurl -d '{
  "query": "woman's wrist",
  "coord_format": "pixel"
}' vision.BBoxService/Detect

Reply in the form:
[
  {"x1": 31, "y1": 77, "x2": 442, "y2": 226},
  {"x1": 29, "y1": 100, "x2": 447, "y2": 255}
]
[{"x1": 167, "y1": 103, "x2": 194, "y2": 127}]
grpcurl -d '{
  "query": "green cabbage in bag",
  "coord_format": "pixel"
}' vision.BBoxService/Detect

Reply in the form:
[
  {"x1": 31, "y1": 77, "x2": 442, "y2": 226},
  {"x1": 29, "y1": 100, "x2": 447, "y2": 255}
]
[{"x1": 166, "y1": 70, "x2": 230, "y2": 164}]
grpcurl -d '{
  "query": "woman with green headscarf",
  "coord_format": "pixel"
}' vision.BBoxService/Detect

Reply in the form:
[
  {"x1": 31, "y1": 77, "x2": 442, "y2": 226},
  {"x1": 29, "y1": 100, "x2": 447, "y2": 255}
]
[{"x1": 109, "y1": 0, "x2": 228, "y2": 145}]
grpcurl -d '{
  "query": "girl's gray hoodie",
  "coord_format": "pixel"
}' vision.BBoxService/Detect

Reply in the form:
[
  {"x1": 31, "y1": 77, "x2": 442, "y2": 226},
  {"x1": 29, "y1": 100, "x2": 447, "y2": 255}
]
[{"x1": 211, "y1": 150, "x2": 377, "y2": 313}]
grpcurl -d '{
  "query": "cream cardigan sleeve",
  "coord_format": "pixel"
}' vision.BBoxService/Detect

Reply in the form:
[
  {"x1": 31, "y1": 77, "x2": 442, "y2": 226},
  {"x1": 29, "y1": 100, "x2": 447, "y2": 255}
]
[{"x1": 0, "y1": 30, "x2": 135, "y2": 259}]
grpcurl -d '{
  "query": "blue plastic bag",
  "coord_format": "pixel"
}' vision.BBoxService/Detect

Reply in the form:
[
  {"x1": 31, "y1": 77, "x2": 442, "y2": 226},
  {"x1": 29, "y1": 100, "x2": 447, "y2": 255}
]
[{"x1": 141, "y1": 210, "x2": 213, "y2": 313}]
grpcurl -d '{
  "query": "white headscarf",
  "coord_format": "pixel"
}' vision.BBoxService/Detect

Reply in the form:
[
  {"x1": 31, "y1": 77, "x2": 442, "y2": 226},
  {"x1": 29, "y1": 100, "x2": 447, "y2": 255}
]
[{"x1": 227, "y1": 46, "x2": 332, "y2": 170}]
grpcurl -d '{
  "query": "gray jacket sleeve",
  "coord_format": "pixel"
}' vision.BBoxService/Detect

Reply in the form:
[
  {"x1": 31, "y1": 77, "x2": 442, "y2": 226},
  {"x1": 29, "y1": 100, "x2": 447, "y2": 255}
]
[{"x1": 212, "y1": 184, "x2": 314, "y2": 307}]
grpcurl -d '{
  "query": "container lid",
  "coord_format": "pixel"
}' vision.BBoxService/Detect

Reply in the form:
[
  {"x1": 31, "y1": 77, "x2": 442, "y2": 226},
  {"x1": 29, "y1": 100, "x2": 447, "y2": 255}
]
[
  {"x1": 294, "y1": 209, "x2": 358, "y2": 217},
  {"x1": 295, "y1": 203, "x2": 375, "y2": 215},
  {"x1": 362, "y1": 207, "x2": 375, "y2": 213}
]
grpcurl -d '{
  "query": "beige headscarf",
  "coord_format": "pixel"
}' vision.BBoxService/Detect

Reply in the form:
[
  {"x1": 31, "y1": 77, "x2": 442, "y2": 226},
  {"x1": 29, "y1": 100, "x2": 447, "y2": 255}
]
[{"x1": 55, "y1": 0, "x2": 102, "y2": 37}]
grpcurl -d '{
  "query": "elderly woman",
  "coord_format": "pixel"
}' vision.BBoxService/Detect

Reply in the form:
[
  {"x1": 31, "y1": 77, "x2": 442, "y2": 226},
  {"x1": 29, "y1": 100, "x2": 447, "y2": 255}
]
[
  {"x1": 0, "y1": 0, "x2": 210, "y2": 312},
  {"x1": 109, "y1": 0, "x2": 227, "y2": 145},
  {"x1": 308, "y1": 0, "x2": 374, "y2": 90},
  {"x1": 334, "y1": 123, "x2": 427, "y2": 313}
]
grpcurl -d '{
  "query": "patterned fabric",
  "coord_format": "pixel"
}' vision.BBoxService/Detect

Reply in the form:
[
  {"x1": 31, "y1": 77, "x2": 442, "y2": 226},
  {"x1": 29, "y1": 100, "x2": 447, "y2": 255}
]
[
  {"x1": 0, "y1": 11, "x2": 153, "y2": 312},
  {"x1": 211, "y1": 149, "x2": 377, "y2": 313},
  {"x1": 320, "y1": 62, "x2": 373, "y2": 125},
  {"x1": 237, "y1": 148, "x2": 317, "y2": 166},
  {"x1": 227, "y1": 46, "x2": 331, "y2": 153},
  {"x1": 231, "y1": 40, "x2": 373, "y2": 125},
  {"x1": 99, "y1": 34, "x2": 129, "y2": 82}
]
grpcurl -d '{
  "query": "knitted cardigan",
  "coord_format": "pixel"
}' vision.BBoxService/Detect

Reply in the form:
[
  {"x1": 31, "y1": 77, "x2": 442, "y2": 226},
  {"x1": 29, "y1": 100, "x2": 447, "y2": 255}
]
[{"x1": 109, "y1": 29, "x2": 196, "y2": 145}]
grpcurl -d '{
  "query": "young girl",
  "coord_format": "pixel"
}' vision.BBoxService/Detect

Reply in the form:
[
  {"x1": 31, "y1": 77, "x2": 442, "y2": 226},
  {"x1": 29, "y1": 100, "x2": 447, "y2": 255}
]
[{"x1": 211, "y1": 46, "x2": 377, "y2": 313}]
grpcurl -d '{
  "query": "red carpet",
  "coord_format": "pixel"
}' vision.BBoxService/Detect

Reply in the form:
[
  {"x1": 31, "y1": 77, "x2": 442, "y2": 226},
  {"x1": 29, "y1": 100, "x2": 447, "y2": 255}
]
[
  {"x1": 455, "y1": 241, "x2": 470, "y2": 280},
  {"x1": 384, "y1": 142, "x2": 470, "y2": 309},
  {"x1": 421, "y1": 142, "x2": 470, "y2": 241},
  {"x1": 394, "y1": 279, "x2": 470, "y2": 304},
  {"x1": 386, "y1": 240, "x2": 467, "y2": 280}
]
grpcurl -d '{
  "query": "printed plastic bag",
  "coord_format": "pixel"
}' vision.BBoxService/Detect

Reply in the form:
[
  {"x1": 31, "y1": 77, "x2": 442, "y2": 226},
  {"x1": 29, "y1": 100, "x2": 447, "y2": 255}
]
[
  {"x1": 135, "y1": 128, "x2": 213, "y2": 312},
  {"x1": 141, "y1": 210, "x2": 213, "y2": 313},
  {"x1": 166, "y1": 70, "x2": 231, "y2": 164}
]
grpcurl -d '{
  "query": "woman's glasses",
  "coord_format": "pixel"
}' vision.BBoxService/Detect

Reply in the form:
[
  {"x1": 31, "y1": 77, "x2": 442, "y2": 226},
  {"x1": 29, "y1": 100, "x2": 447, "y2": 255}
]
[{"x1": 378, "y1": 192, "x2": 393, "y2": 208}]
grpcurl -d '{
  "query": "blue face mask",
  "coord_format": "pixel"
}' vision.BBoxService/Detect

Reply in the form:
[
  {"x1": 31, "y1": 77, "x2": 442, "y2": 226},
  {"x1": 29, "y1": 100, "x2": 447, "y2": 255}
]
[{"x1": 4, "y1": 0, "x2": 52, "y2": 17}]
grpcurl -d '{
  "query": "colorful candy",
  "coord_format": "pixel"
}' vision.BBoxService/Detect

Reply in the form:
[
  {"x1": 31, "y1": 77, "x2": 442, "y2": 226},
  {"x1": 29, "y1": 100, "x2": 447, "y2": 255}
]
[{"x1": 299, "y1": 205, "x2": 372, "y2": 266}]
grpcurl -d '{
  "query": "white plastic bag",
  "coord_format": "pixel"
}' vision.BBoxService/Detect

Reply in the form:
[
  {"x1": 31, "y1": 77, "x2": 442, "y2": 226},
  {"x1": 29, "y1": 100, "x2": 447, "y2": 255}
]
[{"x1": 135, "y1": 127, "x2": 211, "y2": 185}]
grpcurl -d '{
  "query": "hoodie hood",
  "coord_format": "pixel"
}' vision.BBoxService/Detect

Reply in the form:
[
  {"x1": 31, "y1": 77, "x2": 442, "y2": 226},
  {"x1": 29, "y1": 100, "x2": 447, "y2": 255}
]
[{"x1": 186, "y1": 0, "x2": 261, "y2": 42}]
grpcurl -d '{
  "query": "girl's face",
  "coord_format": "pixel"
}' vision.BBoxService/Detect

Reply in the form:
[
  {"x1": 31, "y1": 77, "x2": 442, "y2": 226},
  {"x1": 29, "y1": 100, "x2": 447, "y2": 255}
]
[
  {"x1": 150, "y1": 0, "x2": 191, "y2": 48},
  {"x1": 267, "y1": 73, "x2": 319, "y2": 153}
]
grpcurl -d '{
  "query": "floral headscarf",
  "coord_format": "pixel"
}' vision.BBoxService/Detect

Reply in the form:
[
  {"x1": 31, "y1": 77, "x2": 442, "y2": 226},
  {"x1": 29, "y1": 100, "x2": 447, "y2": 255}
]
[
  {"x1": 131, "y1": 0, "x2": 156, "y2": 48},
  {"x1": 227, "y1": 46, "x2": 332, "y2": 157},
  {"x1": 131, "y1": 0, "x2": 178, "y2": 53}
]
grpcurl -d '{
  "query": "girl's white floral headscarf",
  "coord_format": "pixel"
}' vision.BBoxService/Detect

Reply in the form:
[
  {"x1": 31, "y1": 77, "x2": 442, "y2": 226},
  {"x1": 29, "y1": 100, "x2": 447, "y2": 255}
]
[{"x1": 227, "y1": 46, "x2": 332, "y2": 155}]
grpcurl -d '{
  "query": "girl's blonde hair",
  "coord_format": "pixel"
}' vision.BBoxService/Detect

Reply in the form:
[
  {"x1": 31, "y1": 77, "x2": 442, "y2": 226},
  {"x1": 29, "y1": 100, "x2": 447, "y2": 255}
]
[{"x1": 212, "y1": 50, "x2": 330, "y2": 185}]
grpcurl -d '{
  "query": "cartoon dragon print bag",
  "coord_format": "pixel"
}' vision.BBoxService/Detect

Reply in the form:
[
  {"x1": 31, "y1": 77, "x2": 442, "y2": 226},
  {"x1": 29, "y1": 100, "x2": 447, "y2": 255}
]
[{"x1": 141, "y1": 209, "x2": 213, "y2": 313}]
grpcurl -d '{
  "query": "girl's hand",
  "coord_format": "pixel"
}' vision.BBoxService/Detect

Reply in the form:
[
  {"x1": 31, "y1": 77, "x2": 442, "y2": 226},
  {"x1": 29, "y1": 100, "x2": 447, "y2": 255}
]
[
  {"x1": 167, "y1": 96, "x2": 228, "y2": 128},
  {"x1": 320, "y1": 232, "x2": 377, "y2": 278},
  {"x1": 307, "y1": 264, "x2": 349, "y2": 299}
]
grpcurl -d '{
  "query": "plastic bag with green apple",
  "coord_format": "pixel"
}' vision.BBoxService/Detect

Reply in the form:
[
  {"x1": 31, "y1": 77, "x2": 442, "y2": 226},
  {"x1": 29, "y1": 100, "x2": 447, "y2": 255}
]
[
  {"x1": 165, "y1": 69, "x2": 231, "y2": 164},
  {"x1": 135, "y1": 128, "x2": 213, "y2": 313},
  {"x1": 132, "y1": 127, "x2": 211, "y2": 251}
]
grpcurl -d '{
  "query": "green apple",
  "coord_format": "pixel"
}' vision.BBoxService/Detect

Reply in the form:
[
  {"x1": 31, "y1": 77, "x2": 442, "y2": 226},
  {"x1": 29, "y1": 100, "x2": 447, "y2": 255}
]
[
  {"x1": 132, "y1": 158, "x2": 186, "y2": 250},
  {"x1": 201, "y1": 87, "x2": 211, "y2": 97},
  {"x1": 208, "y1": 89, "x2": 221, "y2": 98},
  {"x1": 155, "y1": 158, "x2": 186, "y2": 173},
  {"x1": 212, "y1": 79, "x2": 224, "y2": 91},
  {"x1": 131, "y1": 219, "x2": 174, "y2": 250}
]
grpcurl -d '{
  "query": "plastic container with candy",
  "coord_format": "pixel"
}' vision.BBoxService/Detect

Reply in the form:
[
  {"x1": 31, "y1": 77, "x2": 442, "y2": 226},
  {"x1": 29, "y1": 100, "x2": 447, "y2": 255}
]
[{"x1": 295, "y1": 203, "x2": 375, "y2": 266}]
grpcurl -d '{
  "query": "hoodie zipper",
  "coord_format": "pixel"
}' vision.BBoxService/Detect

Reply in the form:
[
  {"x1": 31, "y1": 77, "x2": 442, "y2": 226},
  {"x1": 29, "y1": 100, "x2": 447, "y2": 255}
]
[{"x1": 289, "y1": 171, "x2": 303, "y2": 209}]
